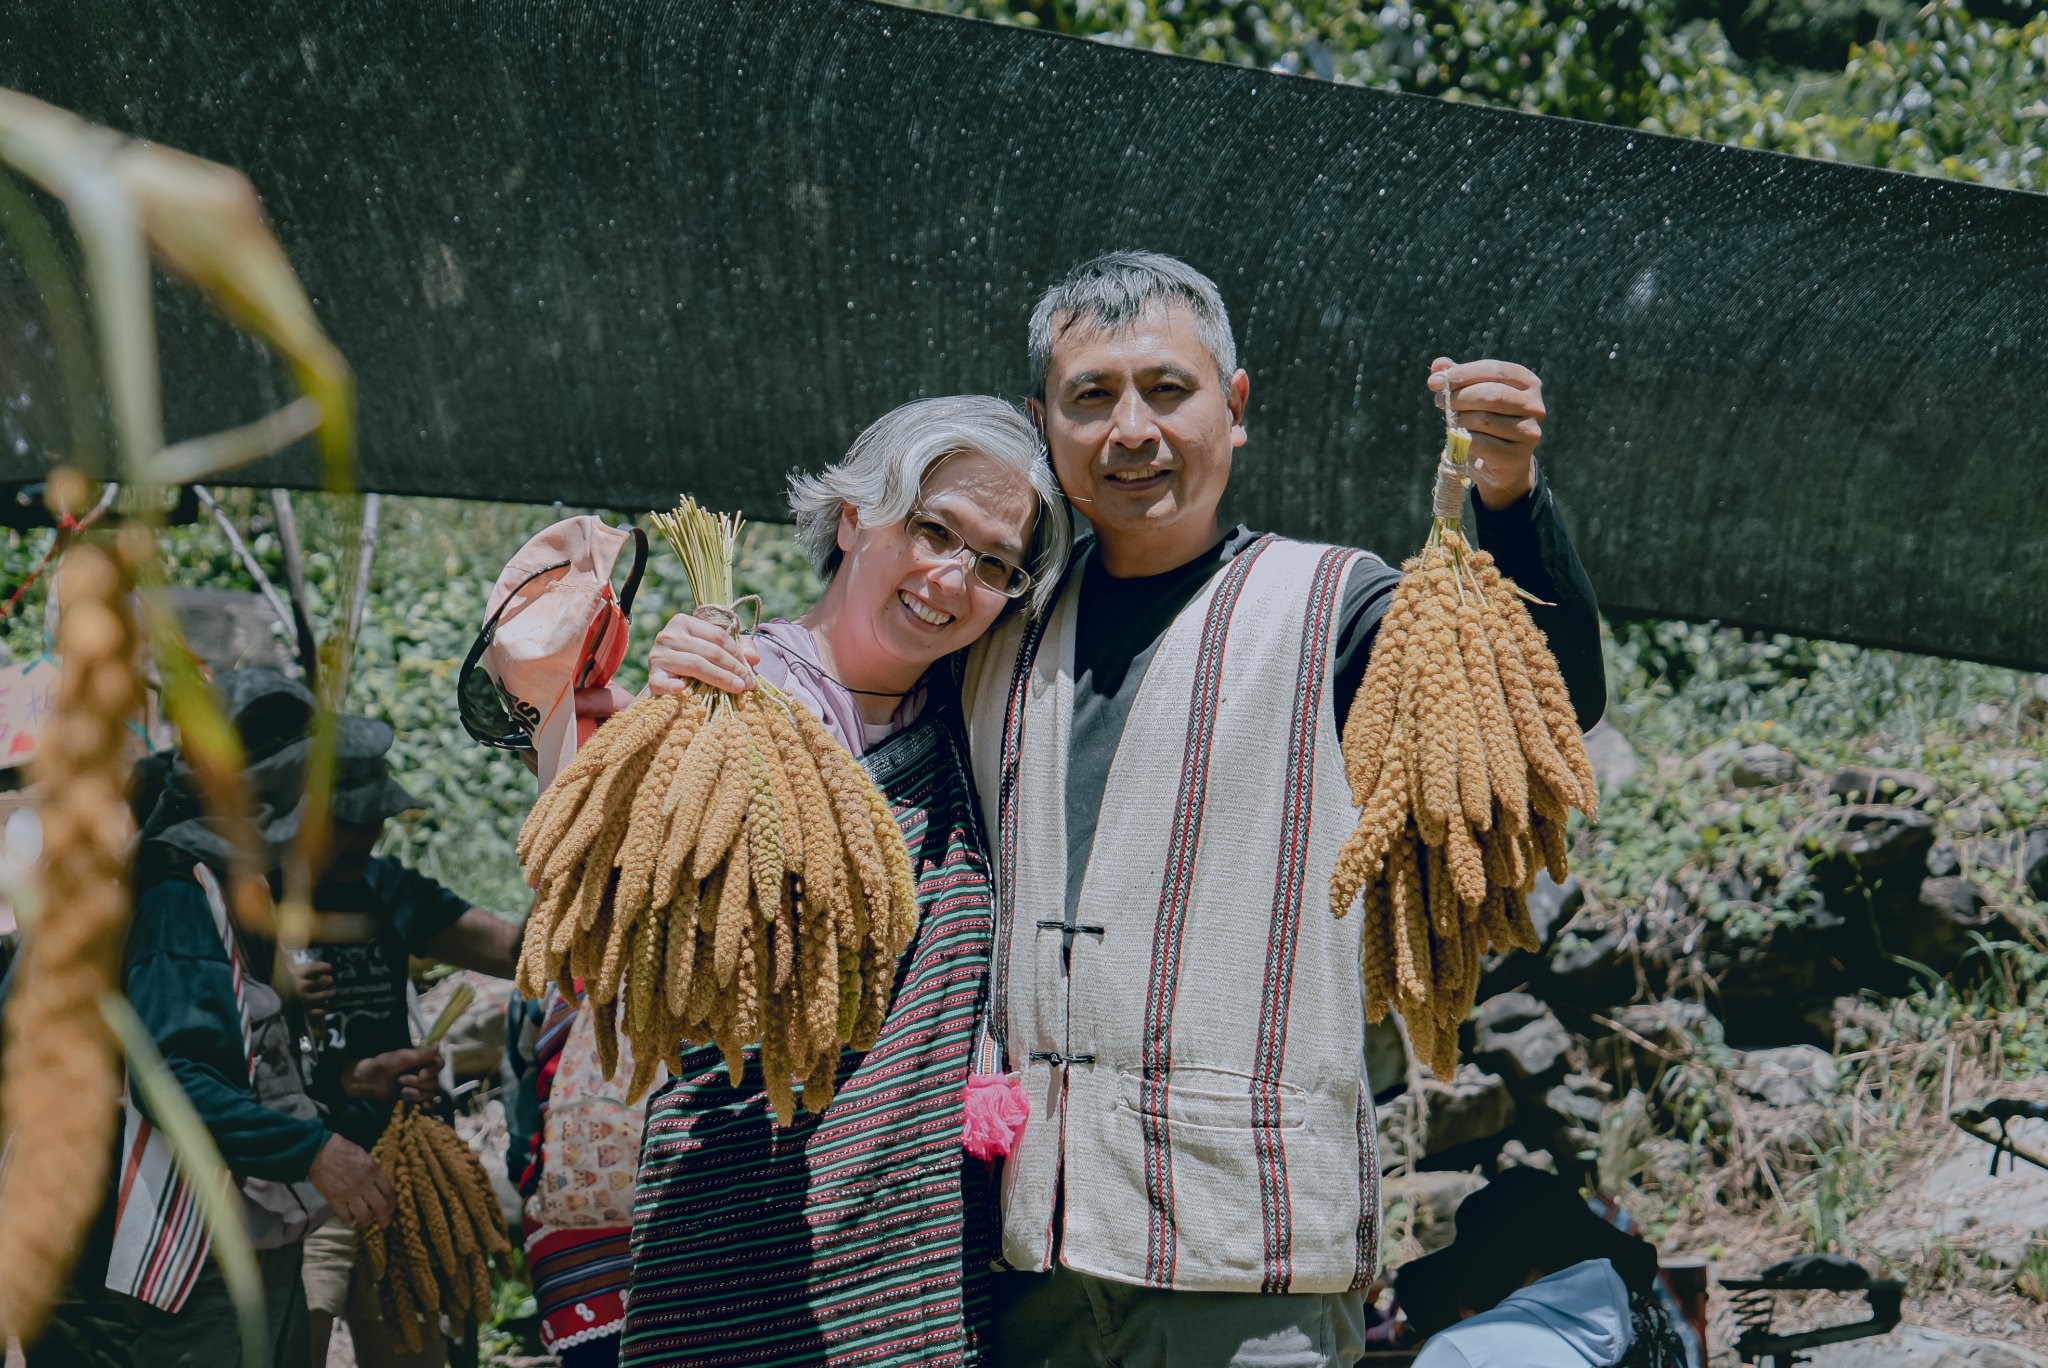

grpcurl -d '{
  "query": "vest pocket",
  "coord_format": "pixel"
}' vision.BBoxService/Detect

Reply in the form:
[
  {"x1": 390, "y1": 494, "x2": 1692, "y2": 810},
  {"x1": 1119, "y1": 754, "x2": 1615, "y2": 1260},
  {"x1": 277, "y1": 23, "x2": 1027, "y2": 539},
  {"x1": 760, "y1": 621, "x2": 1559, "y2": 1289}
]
[{"x1": 1114, "y1": 1066, "x2": 1308, "y2": 1132}]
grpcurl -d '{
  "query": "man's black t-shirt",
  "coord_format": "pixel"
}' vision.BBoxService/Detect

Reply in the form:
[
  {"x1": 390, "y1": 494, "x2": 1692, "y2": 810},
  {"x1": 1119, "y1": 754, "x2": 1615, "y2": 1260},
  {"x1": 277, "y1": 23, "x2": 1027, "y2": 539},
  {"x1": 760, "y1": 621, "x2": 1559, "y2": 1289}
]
[
  {"x1": 1062, "y1": 471, "x2": 1606, "y2": 920},
  {"x1": 304, "y1": 854, "x2": 470, "y2": 1144}
]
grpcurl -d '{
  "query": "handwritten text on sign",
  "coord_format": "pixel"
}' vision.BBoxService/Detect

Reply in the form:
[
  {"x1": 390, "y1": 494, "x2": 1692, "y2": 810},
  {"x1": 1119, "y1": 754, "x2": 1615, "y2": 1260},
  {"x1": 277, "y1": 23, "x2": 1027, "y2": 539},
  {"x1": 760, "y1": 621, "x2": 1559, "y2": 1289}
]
[{"x1": 0, "y1": 660, "x2": 59, "y2": 769}]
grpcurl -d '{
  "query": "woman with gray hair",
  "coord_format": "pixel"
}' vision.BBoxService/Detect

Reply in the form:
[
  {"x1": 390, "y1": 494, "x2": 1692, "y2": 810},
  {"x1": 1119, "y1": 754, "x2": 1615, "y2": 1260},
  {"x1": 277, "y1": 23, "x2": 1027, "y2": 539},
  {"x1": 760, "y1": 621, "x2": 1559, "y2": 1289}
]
[{"x1": 619, "y1": 395, "x2": 1070, "y2": 1367}]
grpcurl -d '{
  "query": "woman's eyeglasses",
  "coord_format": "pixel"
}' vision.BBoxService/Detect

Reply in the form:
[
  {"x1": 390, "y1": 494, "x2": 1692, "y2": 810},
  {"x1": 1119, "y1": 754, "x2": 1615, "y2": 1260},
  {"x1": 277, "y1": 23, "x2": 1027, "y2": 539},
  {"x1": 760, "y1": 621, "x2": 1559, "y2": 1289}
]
[{"x1": 904, "y1": 508, "x2": 1032, "y2": 599}]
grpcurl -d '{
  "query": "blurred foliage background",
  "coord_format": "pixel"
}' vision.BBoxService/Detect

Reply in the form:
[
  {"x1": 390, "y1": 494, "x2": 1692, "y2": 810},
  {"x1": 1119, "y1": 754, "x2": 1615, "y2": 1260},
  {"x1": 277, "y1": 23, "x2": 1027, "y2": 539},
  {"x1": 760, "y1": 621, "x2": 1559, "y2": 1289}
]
[{"x1": 0, "y1": 0, "x2": 2039, "y2": 923}]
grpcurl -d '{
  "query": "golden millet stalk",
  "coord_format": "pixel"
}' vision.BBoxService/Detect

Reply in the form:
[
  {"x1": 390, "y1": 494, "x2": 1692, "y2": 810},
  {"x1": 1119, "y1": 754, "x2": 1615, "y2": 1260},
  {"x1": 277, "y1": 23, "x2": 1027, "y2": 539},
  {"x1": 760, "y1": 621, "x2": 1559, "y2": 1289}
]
[
  {"x1": 423, "y1": 1115, "x2": 510, "y2": 1255},
  {"x1": 1444, "y1": 811, "x2": 1488, "y2": 912},
  {"x1": 692, "y1": 719, "x2": 754, "y2": 880},
  {"x1": 591, "y1": 993, "x2": 620, "y2": 1080},
  {"x1": 1331, "y1": 740, "x2": 1410, "y2": 918},
  {"x1": 1510, "y1": 607, "x2": 1599, "y2": 823},
  {"x1": 665, "y1": 883, "x2": 701, "y2": 1018},
  {"x1": 770, "y1": 882, "x2": 797, "y2": 992},
  {"x1": 538, "y1": 695, "x2": 674, "y2": 890},
  {"x1": 747, "y1": 701, "x2": 804, "y2": 877},
  {"x1": 681, "y1": 873, "x2": 725, "y2": 1028},
  {"x1": 391, "y1": 1133, "x2": 440, "y2": 1314},
  {"x1": 594, "y1": 895, "x2": 641, "y2": 1007},
  {"x1": 1458, "y1": 592, "x2": 1530, "y2": 829},
  {"x1": 0, "y1": 531, "x2": 142, "y2": 1344},
  {"x1": 1361, "y1": 874, "x2": 1397, "y2": 1024},
  {"x1": 1340, "y1": 578, "x2": 1416, "y2": 801},
  {"x1": 1388, "y1": 824, "x2": 1432, "y2": 1002},
  {"x1": 615, "y1": 704, "x2": 696, "y2": 919},
  {"x1": 712, "y1": 829, "x2": 753, "y2": 986},
  {"x1": 403, "y1": 1118, "x2": 459, "y2": 1277},
  {"x1": 387, "y1": 1248, "x2": 425, "y2": 1353},
  {"x1": 660, "y1": 710, "x2": 730, "y2": 858},
  {"x1": 796, "y1": 706, "x2": 892, "y2": 918},
  {"x1": 745, "y1": 730, "x2": 787, "y2": 920},
  {"x1": 867, "y1": 784, "x2": 920, "y2": 951},
  {"x1": 572, "y1": 807, "x2": 633, "y2": 932},
  {"x1": 517, "y1": 770, "x2": 581, "y2": 868},
  {"x1": 1448, "y1": 631, "x2": 1492, "y2": 836},
  {"x1": 765, "y1": 700, "x2": 843, "y2": 898},
  {"x1": 1482, "y1": 580, "x2": 1581, "y2": 814},
  {"x1": 628, "y1": 906, "x2": 666, "y2": 1038}
]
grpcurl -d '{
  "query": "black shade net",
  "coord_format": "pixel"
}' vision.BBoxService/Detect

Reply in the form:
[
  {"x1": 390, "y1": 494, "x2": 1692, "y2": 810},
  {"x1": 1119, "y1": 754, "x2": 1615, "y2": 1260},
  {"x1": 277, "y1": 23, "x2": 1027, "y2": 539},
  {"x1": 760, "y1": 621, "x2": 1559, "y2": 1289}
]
[{"x1": 1, "y1": 1, "x2": 2043, "y2": 668}]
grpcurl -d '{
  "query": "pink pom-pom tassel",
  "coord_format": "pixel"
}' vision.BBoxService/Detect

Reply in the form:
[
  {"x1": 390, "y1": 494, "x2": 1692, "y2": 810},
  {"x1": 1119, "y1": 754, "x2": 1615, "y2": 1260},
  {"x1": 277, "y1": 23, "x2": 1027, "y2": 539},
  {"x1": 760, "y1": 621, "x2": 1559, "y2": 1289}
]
[{"x1": 962, "y1": 1072, "x2": 1029, "y2": 1161}]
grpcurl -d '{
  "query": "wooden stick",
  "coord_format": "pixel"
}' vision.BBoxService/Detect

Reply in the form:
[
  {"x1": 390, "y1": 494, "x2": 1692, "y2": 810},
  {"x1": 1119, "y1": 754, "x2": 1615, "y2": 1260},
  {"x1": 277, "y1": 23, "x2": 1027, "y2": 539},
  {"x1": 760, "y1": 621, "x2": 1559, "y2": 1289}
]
[
  {"x1": 193, "y1": 485, "x2": 295, "y2": 641},
  {"x1": 268, "y1": 488, "x2": 321, "y2": 683}
]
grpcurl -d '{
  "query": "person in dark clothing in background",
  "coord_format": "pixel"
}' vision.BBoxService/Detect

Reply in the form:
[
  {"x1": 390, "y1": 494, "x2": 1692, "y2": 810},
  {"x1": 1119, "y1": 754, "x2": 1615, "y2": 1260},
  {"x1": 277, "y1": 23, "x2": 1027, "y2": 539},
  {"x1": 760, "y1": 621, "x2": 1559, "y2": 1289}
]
[
  {"x1": 26, "y1": 669, "x2": 395, "y2": 1368},
  {"x1": 288, "y1": 721, "x2": 525, "y2": 1368}
]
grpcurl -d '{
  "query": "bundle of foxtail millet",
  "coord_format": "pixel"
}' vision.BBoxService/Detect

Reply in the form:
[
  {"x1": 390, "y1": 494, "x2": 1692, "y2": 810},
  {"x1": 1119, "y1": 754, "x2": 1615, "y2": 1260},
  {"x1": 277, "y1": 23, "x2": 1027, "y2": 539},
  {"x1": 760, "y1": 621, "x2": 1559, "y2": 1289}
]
[
  {"x1": 360, "y1": 983, "x2": 512, "y2": 1353},
  {"x1": 0, "y1": 476, "x2": 145, "y2": 1343},
  {"x1": 515, "y1": 497, "x2": 918, "y2": 1125},
  {"x1": 1331, "y1": 401, "x2": 1597, "y2": 1080}
]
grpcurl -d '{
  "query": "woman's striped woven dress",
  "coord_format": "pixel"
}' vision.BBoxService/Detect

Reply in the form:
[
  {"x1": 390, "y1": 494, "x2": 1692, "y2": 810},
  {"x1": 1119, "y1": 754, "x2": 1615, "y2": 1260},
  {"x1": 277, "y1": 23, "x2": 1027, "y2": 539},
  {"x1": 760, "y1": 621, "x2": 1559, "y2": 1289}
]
[{"x1": 621, "y1": 704, "x2": 998, "y2": 1366}]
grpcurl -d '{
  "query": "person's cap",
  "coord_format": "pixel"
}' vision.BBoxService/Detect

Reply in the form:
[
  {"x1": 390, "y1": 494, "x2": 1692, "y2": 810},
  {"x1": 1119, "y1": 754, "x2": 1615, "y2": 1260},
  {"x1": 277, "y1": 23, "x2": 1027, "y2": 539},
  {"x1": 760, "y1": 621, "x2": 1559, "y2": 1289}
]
[
  {"x1": 1394, "y1": 1168, "x2": 1657, "y2": 1335},
  {"x1": 329, "y1": 715, "x2": 424, "y2": 827},
  {"x1": 214, "y1": 666, "x2": 317, "y2": 761},
  {"x1": 457, "y1": 516, "x2": 646, "y2": 787}
]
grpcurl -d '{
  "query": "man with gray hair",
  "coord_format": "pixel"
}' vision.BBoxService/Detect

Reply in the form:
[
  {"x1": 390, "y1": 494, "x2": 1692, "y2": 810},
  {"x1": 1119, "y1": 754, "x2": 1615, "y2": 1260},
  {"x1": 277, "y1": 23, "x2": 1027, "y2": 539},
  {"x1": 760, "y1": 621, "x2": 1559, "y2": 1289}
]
[{"x1": 963, "y1": 250, "x2": 1605, "y2": 1366}]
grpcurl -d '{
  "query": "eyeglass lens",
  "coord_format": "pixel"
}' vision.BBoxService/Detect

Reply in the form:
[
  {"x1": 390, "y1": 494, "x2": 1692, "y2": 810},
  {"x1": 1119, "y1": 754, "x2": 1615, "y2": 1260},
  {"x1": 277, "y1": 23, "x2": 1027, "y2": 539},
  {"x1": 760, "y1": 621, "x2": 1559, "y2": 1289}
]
[{"x1": 907, "y1": 515, "x2": 1029, "y2": 598}]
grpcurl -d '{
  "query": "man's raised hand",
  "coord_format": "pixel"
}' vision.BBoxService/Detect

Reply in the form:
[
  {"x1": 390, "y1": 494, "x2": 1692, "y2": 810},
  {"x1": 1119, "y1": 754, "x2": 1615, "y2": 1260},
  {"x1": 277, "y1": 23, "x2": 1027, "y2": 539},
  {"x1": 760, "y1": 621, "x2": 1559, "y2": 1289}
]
[{"x1": 1429, "y1": 358, "x2": 1546, "y2": 509}]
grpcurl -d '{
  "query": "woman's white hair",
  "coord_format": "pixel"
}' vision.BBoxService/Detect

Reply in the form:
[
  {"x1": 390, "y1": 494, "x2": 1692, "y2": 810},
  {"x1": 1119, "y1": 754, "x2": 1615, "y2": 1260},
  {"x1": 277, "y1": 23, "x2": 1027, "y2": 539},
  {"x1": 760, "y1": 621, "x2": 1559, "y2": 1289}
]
[{"x1": 789, "y1": 395, "x2": 1073, "y2": 617}]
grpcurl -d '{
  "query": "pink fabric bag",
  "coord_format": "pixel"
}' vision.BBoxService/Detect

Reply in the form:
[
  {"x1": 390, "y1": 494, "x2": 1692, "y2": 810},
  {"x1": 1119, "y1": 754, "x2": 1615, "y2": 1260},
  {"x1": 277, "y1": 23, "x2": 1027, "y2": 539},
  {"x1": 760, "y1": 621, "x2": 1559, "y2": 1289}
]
[{"x1": 460, "y1": 517, "x2": 645, "y2": 786}]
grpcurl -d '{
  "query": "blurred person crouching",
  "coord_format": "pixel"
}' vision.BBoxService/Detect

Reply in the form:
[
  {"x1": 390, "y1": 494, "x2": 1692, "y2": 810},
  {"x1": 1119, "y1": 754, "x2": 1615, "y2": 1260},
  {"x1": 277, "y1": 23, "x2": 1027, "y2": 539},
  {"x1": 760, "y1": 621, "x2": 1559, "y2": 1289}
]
[
  {"x1": 20, "y1": 669, "x2": 394, "y2": 1368},
  {"x1": 287, "y1": 715, "x2": 527, "y2": 1368}
]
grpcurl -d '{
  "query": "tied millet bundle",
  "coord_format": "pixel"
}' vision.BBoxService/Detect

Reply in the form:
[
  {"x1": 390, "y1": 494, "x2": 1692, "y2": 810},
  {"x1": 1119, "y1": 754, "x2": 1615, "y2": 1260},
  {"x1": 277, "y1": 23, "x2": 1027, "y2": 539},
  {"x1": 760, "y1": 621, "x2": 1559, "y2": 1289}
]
[
  {"x1": 0, "y1": 486, "x2": 146, "y2": 1343},
  {"x1": 515, "y1": 497, "x2": 919, "y2": 1125},
  {"x1": 360, "y1": 984, "x2": 512, "y2": 1353},
  {"x1": 1331, "y1": 394, "x2": 1597, "y2": 1080}
]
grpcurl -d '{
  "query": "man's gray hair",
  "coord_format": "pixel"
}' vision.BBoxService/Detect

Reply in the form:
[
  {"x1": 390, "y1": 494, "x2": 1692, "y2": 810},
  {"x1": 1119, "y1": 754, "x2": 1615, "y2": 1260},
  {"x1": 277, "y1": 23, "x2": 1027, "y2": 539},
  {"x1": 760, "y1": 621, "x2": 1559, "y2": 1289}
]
[
  {"x1": 789, "y1": 395, "x2": 1074, "y2": 616},
  {"x1": 1027, "y1": 250, "x2": 1238, "y2": 397}
]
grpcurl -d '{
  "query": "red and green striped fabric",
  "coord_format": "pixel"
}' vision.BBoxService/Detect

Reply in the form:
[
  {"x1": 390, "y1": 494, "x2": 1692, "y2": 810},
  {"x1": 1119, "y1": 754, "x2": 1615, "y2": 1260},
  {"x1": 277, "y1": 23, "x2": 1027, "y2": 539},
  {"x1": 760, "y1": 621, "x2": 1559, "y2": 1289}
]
[{"x1": 622, "y1": 709, "x2": 997, "y2": 1366}]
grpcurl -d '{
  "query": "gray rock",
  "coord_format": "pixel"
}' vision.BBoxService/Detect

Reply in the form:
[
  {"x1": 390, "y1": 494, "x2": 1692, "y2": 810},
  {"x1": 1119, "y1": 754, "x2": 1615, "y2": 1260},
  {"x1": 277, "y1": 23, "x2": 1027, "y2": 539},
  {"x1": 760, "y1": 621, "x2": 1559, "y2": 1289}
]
[
  {"x1": 1366, "y1": 1018, "x2": 1409, "y2": 1099},
  {"x1": 1801, "y1": 805, "x2": 1936, "y2": 998},
  {"x1": 1380, "y1": 1066, "x2": 1517, "y2": 1158},
  {"x1": 1728, "y1": 1044, "x2": 1839, "y2": 1108},
  {"x1": 1812, "y1": 1327, "x2": 2048, "y2": 1367},
  {"x1": 1382, "y1": 1171, "x2": 1485, "y2": 1253},
  {"x1": 169, "y1": 587, "x2": 293, "y2": 672},
  {"x1": 1471, "y1": 992, "x2": 1547, "y2": 1036},
  {"x1": 1523, "y1": 873, "x2": 1583, "y2": 950},
  {"x1": 1829, "y1": 765, "x2": 1940, "y2": 807},
  {"x1": 1802, "y1": 803, "x2": 1937, "y2": 868},
  {"x1": 1729, "y1": 743, "x2": 1800, "y2": 788},
  {"x1": 1863, "y1": 1129, "x2": 2048, "y2": 1276},
  {"x1": 1702, "y1": 900, "x2": 1881, "y2": 1045},
  {"x1": 1691, "y1": 739, "x2": 1741, "y2": 781},
  {"x1": 2025, "y1": 827, "x2": 2048, "y2": 903},
  {"x1": 1472, "y1": 993, "x2": 1572, "y2": 1091},
  {"x1": 1544, "y1": 923, "x2": 1635, "y2": 1014},
  {"x1": 1542, "y1": 1077, "x2": 1612, "y2": 1130},
  {"x1": 1593, "y1": 1001, "x2": 1722, "y2": 1087},
  {"x1": 1581, "y1": 721, "x2": 1639, "y2": 795},
  {"x1": 1496, "y1": 1140, "x2": 1556, "y2": 1173},
  {"x1": 1916, "y1": 875, "x2": 2009, "y2": 959}
]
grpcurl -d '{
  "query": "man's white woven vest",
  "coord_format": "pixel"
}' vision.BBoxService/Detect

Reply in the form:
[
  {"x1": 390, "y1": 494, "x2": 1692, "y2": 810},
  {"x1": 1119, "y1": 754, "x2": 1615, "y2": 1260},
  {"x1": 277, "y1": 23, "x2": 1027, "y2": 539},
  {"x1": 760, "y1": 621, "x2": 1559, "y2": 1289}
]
[{"x1": 965, "y1": 536, "x2": 1384, "y2": 1294}]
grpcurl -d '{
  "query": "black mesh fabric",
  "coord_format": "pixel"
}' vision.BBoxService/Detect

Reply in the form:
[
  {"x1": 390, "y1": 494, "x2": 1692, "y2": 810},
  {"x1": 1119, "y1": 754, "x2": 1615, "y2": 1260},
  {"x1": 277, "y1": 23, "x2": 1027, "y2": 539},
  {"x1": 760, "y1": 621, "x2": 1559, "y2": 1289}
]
[{"x1": 2, "y1": 1, "x2": 2043, "y2": 667}]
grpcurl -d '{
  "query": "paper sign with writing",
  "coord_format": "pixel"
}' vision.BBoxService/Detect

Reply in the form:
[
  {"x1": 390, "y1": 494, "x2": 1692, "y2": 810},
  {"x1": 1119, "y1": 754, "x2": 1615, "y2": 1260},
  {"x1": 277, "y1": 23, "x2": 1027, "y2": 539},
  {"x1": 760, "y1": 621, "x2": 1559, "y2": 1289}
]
[{"x1": 0, "y1": 660, "x2": 59, "y2": 770}]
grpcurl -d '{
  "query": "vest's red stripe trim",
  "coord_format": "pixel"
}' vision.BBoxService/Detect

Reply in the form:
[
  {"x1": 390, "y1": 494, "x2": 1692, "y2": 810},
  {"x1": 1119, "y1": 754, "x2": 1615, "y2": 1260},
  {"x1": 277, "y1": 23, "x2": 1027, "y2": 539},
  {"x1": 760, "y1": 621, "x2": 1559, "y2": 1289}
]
[
  {"x1": 1252, "y1": 546, "x2": 1354, "y2": 1292},
  {"x1": 1139, "y1": 535, "x2": 1274, "y2": 1287}
]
